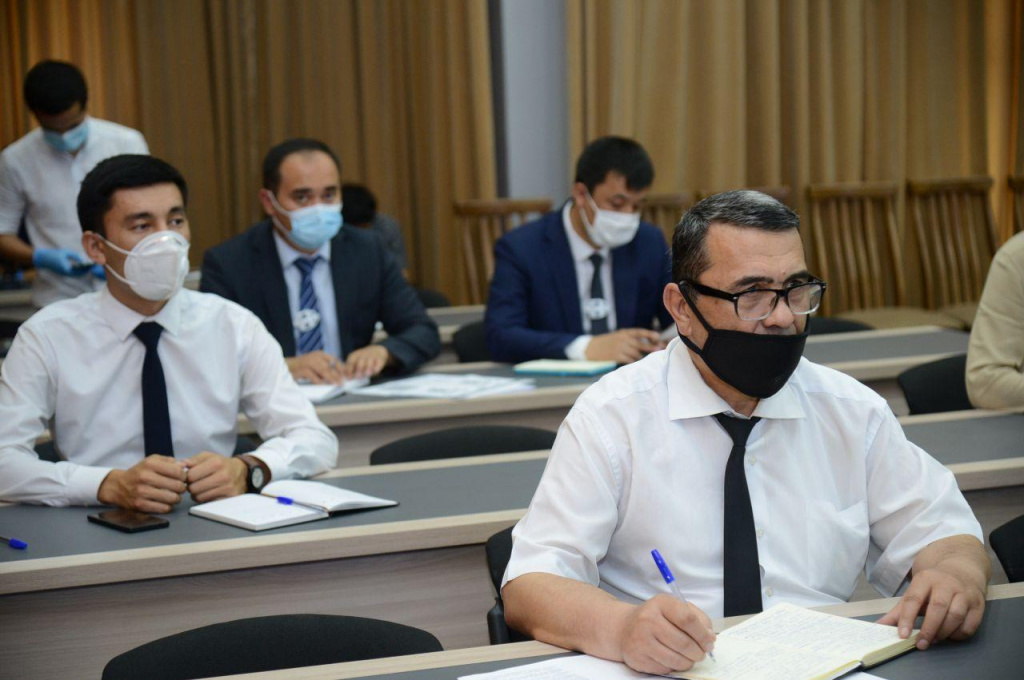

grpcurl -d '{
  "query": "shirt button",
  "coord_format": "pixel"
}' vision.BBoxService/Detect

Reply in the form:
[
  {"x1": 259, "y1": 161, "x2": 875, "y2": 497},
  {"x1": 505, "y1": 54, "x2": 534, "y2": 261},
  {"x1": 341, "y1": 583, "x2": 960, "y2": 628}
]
[
  {"x1": 756, "y1": 527, "x2": 765, "y2": 539},
  {"x1": 747, "y1": 455, "x2": 757, "y2": 465},
  {"x1": 764, "y1": 587, "x2": 774, "y2": 598}
]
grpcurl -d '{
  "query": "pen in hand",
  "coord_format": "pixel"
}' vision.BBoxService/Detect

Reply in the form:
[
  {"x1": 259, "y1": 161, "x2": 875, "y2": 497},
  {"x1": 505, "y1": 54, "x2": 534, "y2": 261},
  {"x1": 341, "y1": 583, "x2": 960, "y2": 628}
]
[
  {"x1": 1, "y1": 534, "x2": 28, "y2": 550},
  {"x1": 651, "y1": 549, "x2": 716, "y2": 663}
]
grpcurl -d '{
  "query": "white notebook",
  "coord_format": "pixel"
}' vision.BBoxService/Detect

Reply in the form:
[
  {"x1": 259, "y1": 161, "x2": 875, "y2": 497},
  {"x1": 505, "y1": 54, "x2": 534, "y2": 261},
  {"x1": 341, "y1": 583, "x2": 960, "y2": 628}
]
[
  {"x1": 297, "y1": 377, "x2": 370, "y2": 404},
  {"x1": 189, "y1": 480, "x2": 397, "y2": 531}
]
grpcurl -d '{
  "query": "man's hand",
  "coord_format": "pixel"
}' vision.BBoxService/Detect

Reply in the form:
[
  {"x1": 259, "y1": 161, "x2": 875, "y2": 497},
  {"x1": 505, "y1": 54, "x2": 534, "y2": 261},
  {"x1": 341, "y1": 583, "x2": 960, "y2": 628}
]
[
  {"x1": 343, "y1": 345, "x2": 392, "y2": 379},
  {"x1": 586, "y1": 329, "x2": 665, "y2": 364},
  {"x1": 97, "y1": 455, "x2": 187, "y2": 513},
  {"x1": 32, "y1": 248, "x2": 91, "y2": 277},
  {"x1": 614, "y1": 595, "x2": 716, "y2": 675},
  {"x1": 184, "y1": 452, "x2": 248, "y2": 503},
  {"x1": 286, "y1": 351, "x2": 346, "y2": 384}
]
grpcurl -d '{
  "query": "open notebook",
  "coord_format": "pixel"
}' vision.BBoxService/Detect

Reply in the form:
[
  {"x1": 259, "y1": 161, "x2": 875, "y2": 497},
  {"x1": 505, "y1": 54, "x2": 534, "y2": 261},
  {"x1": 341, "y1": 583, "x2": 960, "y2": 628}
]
[
  {"x1": 189, "y1": 480, "x2": 397, "y2": 531},
  {"x1": 460, "y1": 602, "x2": 916, "y2": 680},
  {"x1": 296, "y1": 377, "x2": 370, "y2": 404}
]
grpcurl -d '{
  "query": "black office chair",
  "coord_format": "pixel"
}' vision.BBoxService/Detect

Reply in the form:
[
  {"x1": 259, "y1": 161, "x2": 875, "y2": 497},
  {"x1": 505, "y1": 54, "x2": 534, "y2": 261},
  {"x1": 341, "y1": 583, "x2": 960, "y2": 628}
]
[
  {"x1": 34, "y1": 436, "x2": 258, "y2": 464},
  {"x1": 453, "y1": 320, "x2": 491, "y2": 362},
  {"x1": 416, "y1": 287, "x2": 451, "y2": 308},
  {"x1": 101, "y1": 614, "x2": 442, "y2": 680},
  {"x1": 370, "y1": 425, "x2": 556, "y2": 465},
  {"x1": 896, "y1": 353, "x2": 972, "y2": 415},
  {"x1": 991, "y1": 514, "x2": 1024, "y2": 583},
  {"x1": 809, "y1": 317, "x2": 873, "y2": 334},
  {"x1": 485, "y1": 526, "x2": 532, "y2": 645}
]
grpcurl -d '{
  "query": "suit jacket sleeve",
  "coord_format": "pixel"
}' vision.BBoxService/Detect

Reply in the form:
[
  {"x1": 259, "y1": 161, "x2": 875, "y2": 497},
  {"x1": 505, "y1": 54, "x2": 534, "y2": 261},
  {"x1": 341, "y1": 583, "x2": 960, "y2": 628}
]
[
  {"x1": 655, "y1": 234, "x2": 674, "y2": 330},
  {"x1": 374, "y1": 245, "x2": 440, "y2": 372},
  {"x1": 485, "y1": 235, "x2": 579, "y2": 363},
  {"x1": 199, "y1": 247, "x2": 237, "y2": 302}
]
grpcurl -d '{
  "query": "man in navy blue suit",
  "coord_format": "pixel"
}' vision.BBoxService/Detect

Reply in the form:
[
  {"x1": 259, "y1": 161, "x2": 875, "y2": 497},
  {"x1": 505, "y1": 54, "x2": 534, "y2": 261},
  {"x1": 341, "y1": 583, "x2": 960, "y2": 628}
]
[{"x1": 485, "y1": 136, "x2": 672, "y2": 364}]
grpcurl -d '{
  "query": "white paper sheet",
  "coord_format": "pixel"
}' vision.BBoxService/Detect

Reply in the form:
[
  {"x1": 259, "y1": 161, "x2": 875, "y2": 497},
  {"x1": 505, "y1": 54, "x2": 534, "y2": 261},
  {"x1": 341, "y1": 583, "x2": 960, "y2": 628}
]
[{"x1": 351, "y1": 373, "x2": 535, "y2": 400}]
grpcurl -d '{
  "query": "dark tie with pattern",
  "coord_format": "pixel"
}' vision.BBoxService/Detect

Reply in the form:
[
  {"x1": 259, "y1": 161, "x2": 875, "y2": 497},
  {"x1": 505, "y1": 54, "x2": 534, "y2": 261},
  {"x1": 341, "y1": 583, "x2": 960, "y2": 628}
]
[
  {"x1": 714, "y1": 412, "x2": 763, "y2": 616},
  {"x1": 588, "y1": 253, "x2": 609, "y2": 335},
  {"x1": 133, "y1": 322, "x2": 173, "y2": 457},
  {"x1": 294, "y1": 256, "x2": 325, "y2": 354}
]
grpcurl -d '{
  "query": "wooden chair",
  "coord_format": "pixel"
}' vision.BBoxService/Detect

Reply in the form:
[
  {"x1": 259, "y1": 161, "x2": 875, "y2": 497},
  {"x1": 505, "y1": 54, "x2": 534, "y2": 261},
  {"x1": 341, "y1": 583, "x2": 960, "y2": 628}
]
[
  {"x1": 907, "y1": 176, "x2": 999, "y2": 328},
  {"x1": 454, "y1": 198, "x2": 552, "y2": 304},
  {"x1": 1009, "y1": 175, "x2": 1024, "y2": 234},
  {"x1": 805, "y1": 182, "x2": 963, "y2": 329},
  {"x1": 640, "y1": 192, "x2": 694, "y2": 243}
]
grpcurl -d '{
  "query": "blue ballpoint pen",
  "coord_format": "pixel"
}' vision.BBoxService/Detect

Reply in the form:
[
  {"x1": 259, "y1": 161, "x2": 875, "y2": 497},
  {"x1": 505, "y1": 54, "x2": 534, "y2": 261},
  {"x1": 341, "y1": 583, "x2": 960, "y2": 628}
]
[
  {"x1": 651, "y1": 549, "x2": 716, "y2": 662},
  {"x1": 0, "y1": 534, "x2": 28, "y2": 550}
]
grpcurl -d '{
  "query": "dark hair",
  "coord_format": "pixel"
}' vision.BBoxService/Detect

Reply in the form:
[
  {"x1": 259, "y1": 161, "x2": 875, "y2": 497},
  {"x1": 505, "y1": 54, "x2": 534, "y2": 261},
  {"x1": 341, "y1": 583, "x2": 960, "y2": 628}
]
[
  {"x1": 77, "y1": 155, "x2": 189, "y2": 236},
  {"x1": 24, "y1": 60, "x2": 88, "y2": 115},
  {"x1": 341, "y1": 183, "x2": 377, "y2": 225},
  {"x1": 574, "y1": 136, "x2": 654, "y2": 193},
  {"x1": 262, "y1": 138, "x2": 341, "y2": 193},
  {"x1": 672, "y1": 190, "x2": 800, "y2": 284}
]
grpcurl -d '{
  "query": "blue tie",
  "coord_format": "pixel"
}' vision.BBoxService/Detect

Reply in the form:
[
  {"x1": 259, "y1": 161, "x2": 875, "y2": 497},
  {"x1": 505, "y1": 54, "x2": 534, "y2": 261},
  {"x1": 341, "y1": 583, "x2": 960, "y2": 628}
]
[{"x1": 294, "y1": 256, "x2": 324, "y2": 354}]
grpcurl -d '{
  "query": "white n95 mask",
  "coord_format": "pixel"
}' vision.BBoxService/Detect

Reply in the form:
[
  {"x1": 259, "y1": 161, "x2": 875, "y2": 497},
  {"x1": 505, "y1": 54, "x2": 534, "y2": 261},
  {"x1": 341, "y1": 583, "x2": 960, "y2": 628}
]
[
  {"x1": 103, "y1": 231, "x2": 190, "y2": 301},
  {"x1": 581, "y1": 190, "x2": 641, "y2": 248}
]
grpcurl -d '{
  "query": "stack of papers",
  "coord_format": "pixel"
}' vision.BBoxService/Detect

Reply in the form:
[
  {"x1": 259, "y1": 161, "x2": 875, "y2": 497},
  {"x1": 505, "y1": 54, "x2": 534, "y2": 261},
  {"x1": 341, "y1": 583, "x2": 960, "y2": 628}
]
[
  {"x1": 189, "y1": 480, "x2": 397, "y2": 531},
  {"x1": 296, "y1": 377, "x2": 370, "y2": 404},
  {"x1": 514, "y1": 359, "x2": 617, "y2": 376},
  {"x1": 352, "y1": 373, "x2": 535, "y2": 400}
]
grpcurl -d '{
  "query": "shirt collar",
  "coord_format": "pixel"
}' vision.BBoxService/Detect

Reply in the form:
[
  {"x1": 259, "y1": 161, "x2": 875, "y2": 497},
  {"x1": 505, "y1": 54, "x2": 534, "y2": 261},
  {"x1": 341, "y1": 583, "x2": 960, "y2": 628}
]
[
  {"x1": 665, "y1": 337, "x2": 806, "y2": 421},
  {"x1": 98, "y1": 285, "x2": 185, "y2": 342},
  {"x1": 272, "y1": 226, "x2": 332, "y2": 271},
  {"x1": 561, "y1": 200, "x2": 609, "y2": 263}
]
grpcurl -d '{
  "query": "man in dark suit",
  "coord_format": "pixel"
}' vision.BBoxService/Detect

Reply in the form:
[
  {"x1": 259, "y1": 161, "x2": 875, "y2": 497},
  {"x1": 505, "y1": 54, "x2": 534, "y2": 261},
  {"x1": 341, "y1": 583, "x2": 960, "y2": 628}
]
[
  {"x1": 485, "y1": 136, "x2": 671, "y2": 364},
  {"x1": 201, "y1": 138, "x2": 439, "y2": 383}
]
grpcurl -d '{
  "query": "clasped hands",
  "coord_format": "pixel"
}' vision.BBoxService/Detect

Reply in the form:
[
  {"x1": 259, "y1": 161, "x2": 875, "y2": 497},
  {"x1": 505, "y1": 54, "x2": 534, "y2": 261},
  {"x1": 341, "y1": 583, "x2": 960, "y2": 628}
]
[
  {"x1": 286, "y1": 347, "x2": 391, "y2": 384},
  {"x1": 97, "y1": 452, "x2": 247, "y2": 513}
]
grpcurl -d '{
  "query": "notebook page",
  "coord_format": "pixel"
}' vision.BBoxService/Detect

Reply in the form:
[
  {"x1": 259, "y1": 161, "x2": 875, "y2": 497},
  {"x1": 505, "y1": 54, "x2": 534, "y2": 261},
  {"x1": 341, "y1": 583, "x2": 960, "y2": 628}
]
[
  {"x1": 262, "y1": 480, "x2": 397, "y2": 512},
  {"x1": 190, "y1": 494, "x2": 324, "y2": 530},
  {"x1": 460, "y1": 654, "x2": 652, "y2": 679},
  {"x1": 672, "y1": 636, "x2": 858, "y2": 680},
  {"x1": 720, "y1": 602, "x2": 915, "y2": 662}
]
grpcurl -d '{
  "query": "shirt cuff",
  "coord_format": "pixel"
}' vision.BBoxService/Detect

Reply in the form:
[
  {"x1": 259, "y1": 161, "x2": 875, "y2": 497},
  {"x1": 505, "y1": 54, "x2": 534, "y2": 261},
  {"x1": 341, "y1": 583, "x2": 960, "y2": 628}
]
[
  {"x1": 68, "y1": 465, "x2": 115, "y2": 506},
  {"x1": 564, "y1": 335, "x2": 593, "y2": 361},
  {"x1": 248, "y1": 444, "x2": 291, "y2": 482}
]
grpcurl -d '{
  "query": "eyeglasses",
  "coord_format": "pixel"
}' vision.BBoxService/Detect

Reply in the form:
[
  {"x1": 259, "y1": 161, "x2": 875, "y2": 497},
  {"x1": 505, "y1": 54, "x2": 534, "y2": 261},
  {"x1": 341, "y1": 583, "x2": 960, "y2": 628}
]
[{"x1": 681, "y1": 278, "x2": 827, "y2": 322}]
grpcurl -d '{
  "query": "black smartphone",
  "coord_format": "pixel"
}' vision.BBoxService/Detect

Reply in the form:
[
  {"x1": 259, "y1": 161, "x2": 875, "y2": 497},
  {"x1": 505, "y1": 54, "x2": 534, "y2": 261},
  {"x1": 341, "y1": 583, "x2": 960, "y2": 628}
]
[{"x1": 87, "y1": 509, "x2": 169, "y2": 533}]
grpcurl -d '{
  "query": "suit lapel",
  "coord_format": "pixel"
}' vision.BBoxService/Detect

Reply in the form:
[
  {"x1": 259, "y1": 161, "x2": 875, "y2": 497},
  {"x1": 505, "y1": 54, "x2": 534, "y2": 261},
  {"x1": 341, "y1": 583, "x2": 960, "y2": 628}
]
[
  {"x1": 330, "y1": 229, "x2": 355, "y2": 359},
  {"x1": 253, "y1": 221, "x2": 296, "y2": 355},
  {"x1": 611, "y1": 241, "x2": 638, "y2": 330},
  {"x1": 543, "y1": 213, "x2": 583, "y2": 334}
]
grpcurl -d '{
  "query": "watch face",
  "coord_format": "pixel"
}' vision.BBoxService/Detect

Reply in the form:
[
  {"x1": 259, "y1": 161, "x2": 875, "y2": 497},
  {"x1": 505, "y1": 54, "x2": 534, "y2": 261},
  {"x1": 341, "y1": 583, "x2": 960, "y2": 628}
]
[{"x1": 251, "y1": 467, "x2": 266, "y2": 490}]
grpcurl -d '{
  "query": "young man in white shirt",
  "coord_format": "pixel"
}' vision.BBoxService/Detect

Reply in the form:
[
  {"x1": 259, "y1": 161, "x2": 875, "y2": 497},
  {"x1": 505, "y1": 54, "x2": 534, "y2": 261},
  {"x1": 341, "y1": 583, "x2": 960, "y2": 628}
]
[
  {"x1": 502, "y1": 190, "x2": 990, "y2": 675},
  {"x1": 0, "y1": 154, "x2": 337, "y2": 510},
  {"x1": 0, "y1": 60, "x2": 150, "y2": 307}
]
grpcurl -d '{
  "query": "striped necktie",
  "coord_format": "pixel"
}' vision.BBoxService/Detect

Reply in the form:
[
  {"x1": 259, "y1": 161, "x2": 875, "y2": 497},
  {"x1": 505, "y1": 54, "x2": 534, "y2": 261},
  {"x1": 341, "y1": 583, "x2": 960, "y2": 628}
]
[{"x1": 294, "y1": 256, "x2": 324, "y2": 354}]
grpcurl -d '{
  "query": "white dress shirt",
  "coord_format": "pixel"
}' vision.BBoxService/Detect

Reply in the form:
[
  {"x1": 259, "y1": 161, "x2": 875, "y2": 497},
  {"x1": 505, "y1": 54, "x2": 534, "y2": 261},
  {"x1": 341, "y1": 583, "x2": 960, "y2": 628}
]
[
  {"x1": 272, "y1": 229, "x2": 341, "y2": 359},
  {"x1": 0, "y1": 117, "x2": 150, "y2": 306},
  {"x1": 561, "y1": 201, "x2": 617, "y2": 361},
  {"x1": 0, "y1": 287, "x2": 338, "y2": 506},
  {"x1": 504, "y1": 338, "x2": 983, "y2": 619}
]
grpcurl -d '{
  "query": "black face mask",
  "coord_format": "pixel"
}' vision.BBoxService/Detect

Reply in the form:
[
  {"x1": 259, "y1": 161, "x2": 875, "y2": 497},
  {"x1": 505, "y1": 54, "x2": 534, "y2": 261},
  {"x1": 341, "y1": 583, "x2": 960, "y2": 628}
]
[{"x1": 677, "y1": 283, "x2": 809, "y2": 399}]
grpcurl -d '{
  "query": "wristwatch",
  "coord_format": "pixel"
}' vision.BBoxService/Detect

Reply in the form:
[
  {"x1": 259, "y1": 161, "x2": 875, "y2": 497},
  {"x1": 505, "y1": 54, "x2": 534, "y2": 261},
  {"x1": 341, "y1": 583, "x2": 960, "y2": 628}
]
[{"x1": 237, "y1": 454, "x2": 271, "y2": 493}]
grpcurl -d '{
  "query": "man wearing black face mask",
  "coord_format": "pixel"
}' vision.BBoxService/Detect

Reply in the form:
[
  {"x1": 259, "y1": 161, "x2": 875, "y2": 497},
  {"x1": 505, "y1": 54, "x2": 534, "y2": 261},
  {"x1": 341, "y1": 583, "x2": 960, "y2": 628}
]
[{"x1": 502, "y1": 191, "x2": 989, "y2": 676}]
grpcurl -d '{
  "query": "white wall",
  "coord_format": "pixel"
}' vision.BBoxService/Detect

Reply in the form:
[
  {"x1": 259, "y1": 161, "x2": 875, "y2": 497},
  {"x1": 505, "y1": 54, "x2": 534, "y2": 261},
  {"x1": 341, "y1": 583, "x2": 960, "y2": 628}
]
[{"x1": 497, "y1": 0, "x2": 570, "y2": 202}]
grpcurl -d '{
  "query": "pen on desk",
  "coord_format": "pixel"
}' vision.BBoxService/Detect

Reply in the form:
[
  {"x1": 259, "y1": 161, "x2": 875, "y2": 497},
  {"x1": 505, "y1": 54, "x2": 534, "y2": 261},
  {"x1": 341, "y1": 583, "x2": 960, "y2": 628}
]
[
  {"x1": 269, "y1": 495, "x2": 326, "y2": 513},
  {"x1": 0, "y1": 534, "x2": 27, "y2": 550},
  {"x1": 651, "y1": 549, "x2": 715, "y2": 662}
]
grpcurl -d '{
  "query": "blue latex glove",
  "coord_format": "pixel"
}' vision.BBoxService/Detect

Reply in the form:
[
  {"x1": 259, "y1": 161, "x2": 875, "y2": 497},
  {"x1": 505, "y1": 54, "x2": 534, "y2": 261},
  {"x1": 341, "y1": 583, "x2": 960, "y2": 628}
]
[
  {"x1": 32, "y1": 248, "x2": 90, "y2": 277},
  {"x1": 90, "y1": 263, "x2": 106, "y2": 280}
]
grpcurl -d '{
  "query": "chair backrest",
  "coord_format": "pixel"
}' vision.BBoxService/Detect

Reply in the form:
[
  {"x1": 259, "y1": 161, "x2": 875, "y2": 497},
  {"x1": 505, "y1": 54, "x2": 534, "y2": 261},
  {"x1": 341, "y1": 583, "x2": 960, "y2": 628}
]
[
  {"x1": 416, "y1": 287, "x2": 451, "y2": 309},
  {"x1": 452, "y1": 320, "x2": 490, "y2": 362},
  {"x1": 805, "y1": 182, "x2": 904, "y2": 316},
  {"x1": 370, "y1": 425, "x2": 557, "y2": 465},
  {"x1": 907, "y1": 176, "x2": 999, "y2": 310},
  {"x1": 640, "y1": 193, "x2": 694, "y2": 242},
  {"x1": 990, "y1": 513, "x2": 1024, "y2": 583},
  {"x1": 808, "y1": 317, "x2": 873, "y2": 335},
  {"x1": 896, "y1": 353, "x2": 972, "y2": 415},
  {"x1": 484, "y1": 526, "x2": 532, "y2": 644},
  {"x1": 454, "y1": 198, "x2": 552, "y2": 304},
  {"x1": 1009, "y1": 175, "x2": 1024, "y2": 234},
  {"x1": 101, "y1": 614, "x2": 442, "y2": 680}
]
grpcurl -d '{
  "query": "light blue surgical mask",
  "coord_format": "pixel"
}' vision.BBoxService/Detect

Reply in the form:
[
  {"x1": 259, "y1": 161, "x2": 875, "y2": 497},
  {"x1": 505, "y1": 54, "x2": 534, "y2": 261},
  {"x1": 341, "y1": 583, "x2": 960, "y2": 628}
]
[
  {"x1": 268, "y1": 193, "x2": 343, "y2": 251},
  {"x1": 43, "y1": 119, "x2": 89, "y2": 154}
]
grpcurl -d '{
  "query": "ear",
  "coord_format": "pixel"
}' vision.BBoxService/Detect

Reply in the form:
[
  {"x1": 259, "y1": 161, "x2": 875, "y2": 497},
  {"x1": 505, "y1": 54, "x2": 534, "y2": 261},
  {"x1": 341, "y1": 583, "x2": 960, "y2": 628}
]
[
  {"x1": 258, "y1": 189, "x2": 277, "y2": 218},
  {"x1": 82, "y1": 231, "x2": 107, "y2": 266},
  {"x1": 663, "y1": 282, "x2": 693, "y2": 337}
]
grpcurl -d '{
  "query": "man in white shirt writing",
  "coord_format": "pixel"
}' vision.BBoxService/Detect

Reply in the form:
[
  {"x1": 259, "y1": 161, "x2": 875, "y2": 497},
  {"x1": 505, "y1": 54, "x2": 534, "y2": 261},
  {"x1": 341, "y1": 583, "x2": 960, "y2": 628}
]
[
  {"x1": 502, "y1": 190, "x2": 990, "y2": 675},
  {"x1": 0, "y1": 154, "x2": 337, "y2": 509}
]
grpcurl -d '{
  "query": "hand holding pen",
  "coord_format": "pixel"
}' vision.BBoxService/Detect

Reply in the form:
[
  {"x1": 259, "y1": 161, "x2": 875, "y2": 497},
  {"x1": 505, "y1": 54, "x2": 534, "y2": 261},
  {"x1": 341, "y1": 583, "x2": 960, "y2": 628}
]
[{"x1": 652, "y1": 549, "x2": 716, "y2": 662}]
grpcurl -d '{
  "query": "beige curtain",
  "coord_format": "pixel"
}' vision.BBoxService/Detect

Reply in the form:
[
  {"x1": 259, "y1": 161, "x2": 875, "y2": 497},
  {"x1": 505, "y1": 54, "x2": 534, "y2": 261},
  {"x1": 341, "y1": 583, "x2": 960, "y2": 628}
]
[
  {"x1": 568, "y1": 0, "x2": 1022, "y2": 299},
  {"x1": 1, "y1": 0, "x2": 496, "y2": 302}
]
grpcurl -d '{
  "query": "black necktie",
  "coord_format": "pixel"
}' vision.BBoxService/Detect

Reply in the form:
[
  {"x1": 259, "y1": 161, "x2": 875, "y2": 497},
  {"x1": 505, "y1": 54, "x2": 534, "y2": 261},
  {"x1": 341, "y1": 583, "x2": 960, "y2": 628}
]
[
  {"x1": 133, "y1": 322, "x2": 174, "y2": 457},
  {"x1": 588, "y1": 253, "x2": 609, "y2": 335},
  {"x1": 714, "y1": 413, "x2": 762, "y2": 616}
]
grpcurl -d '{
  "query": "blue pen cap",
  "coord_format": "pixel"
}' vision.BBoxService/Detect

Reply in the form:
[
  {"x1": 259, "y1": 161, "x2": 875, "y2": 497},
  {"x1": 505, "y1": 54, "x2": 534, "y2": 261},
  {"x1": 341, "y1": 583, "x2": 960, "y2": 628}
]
[
  {"x1": 9, "y1": 538, "x2": 27, "y2": 550},
  {"x1": 651, "y1": 549, "x2": 675, "y2": 584}
]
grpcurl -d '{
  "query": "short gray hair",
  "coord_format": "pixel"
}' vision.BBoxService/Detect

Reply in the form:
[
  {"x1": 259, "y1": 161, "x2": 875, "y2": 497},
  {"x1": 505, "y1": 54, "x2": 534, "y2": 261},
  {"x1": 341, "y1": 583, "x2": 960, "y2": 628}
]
[{"x1": 672, "y1": 190, "x2": 800, "y2": 283}]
